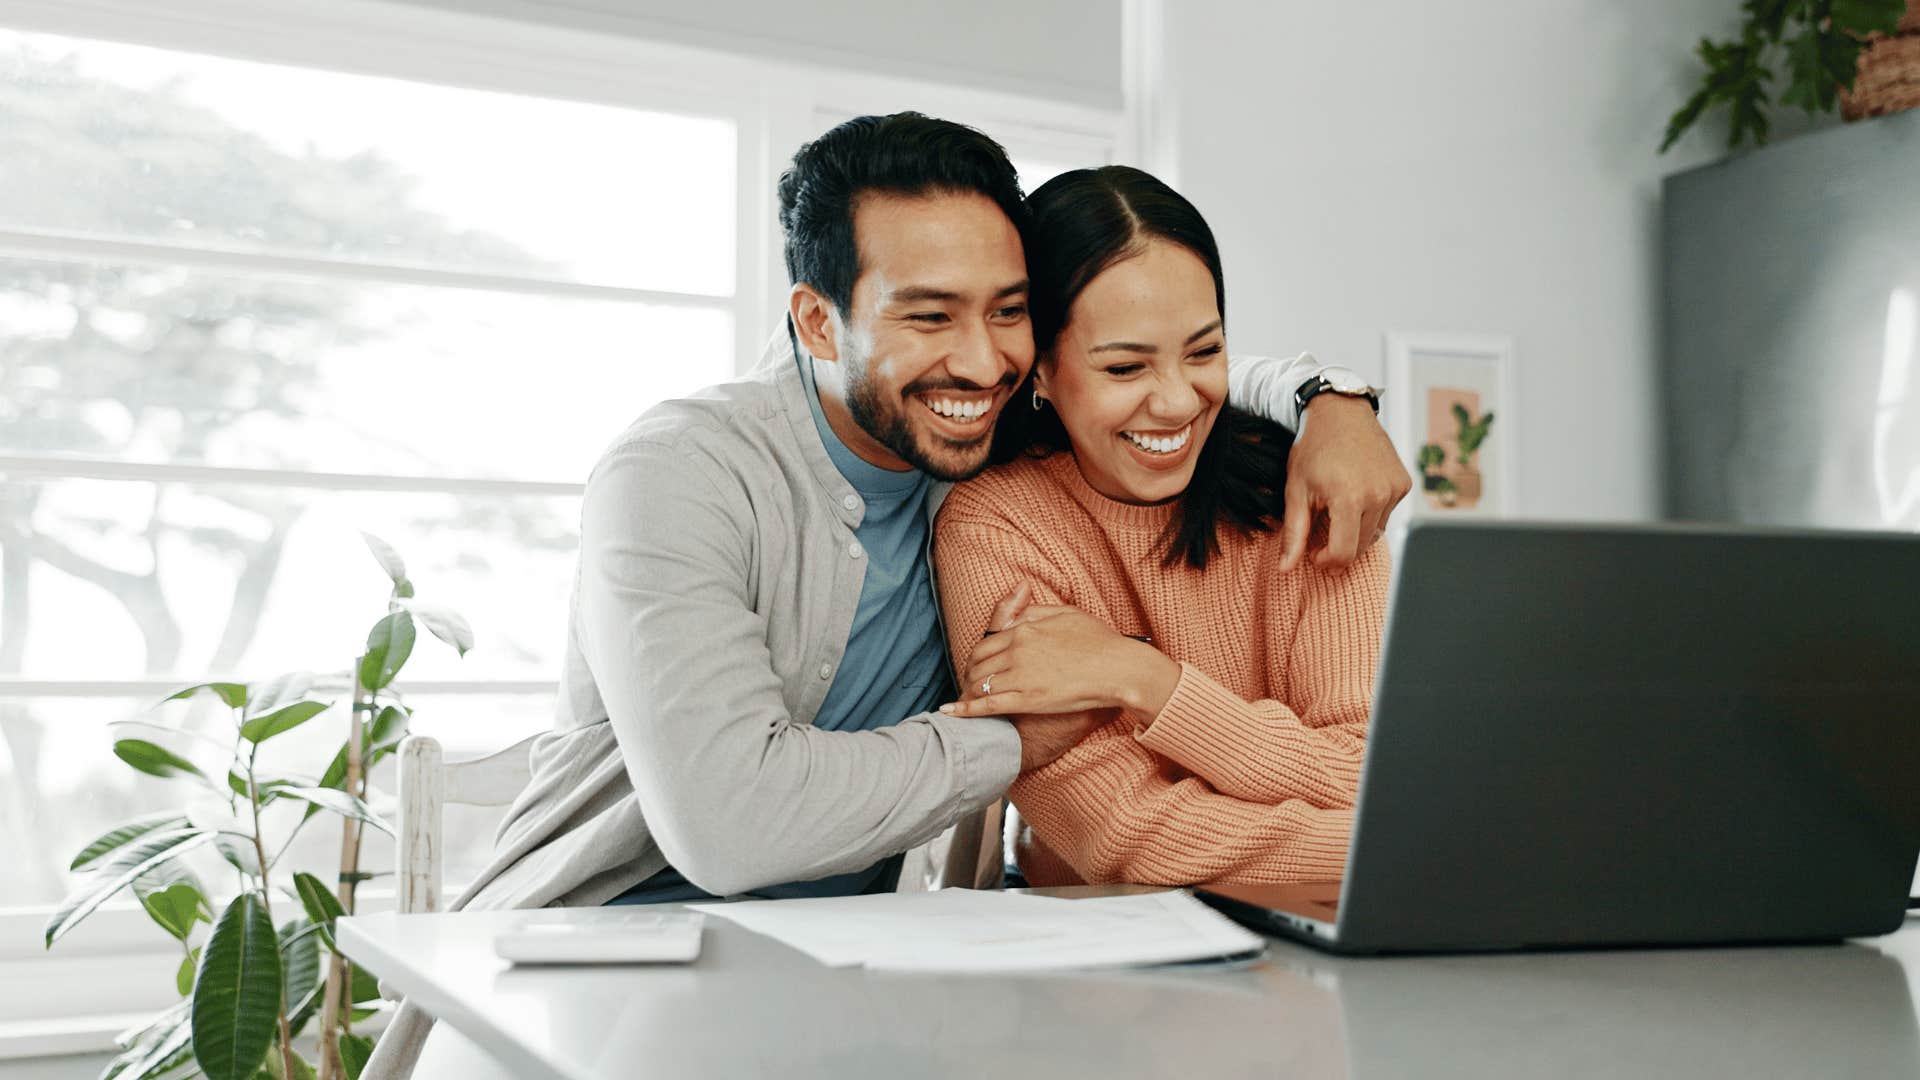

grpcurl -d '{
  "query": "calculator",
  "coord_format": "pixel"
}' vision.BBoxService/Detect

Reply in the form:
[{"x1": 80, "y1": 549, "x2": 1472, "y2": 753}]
[{"x1": 494, "y1": 911, "x2": 706, "y2": 965}]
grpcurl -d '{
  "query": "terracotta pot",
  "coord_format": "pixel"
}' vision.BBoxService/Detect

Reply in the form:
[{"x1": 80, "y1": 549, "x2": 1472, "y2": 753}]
[
  {"x1": 1453, "y1": 468, "x2": 1484, "y2": 509},
  {"x1": 1842, "y1": 0, "x2": 1920, "y2": 120}
]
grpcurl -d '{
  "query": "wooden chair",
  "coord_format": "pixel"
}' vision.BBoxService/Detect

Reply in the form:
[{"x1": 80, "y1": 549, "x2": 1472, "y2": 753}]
[{"x1": 394, "y1": 734, "x2": 538, "y2": 914}]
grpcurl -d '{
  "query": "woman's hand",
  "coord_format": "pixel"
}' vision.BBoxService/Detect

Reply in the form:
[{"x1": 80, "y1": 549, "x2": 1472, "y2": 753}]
[{"x1": 939, "y1": 597, "x2": 1182, "y2": 723}]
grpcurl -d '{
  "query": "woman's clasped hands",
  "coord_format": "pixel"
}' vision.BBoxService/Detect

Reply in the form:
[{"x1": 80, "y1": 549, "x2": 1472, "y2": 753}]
[{"x1": 940, "y1": 582, "x2": 1184, "y2": 771}]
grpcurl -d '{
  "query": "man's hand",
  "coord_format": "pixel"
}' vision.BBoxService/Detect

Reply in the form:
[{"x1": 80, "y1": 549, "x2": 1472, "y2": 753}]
[{"x1": 1280, "y1": 395, "x2": 1411, "y2": 572}]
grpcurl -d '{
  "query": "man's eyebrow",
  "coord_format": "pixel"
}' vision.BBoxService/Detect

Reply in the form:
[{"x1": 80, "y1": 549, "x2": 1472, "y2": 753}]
[
  {"x1": 887, "y1": 285, "x2": 962, "y2": 304},
  {"x1": 886, "y1": 279, "x2": 1030, "y2": 305},
  {"x1": 1090, "y1": 318, "x2": 1225, "y2": 355}
]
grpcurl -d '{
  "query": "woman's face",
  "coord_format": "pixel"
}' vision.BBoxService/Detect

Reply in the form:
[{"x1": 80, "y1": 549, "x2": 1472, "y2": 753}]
[{"x1": 1037, "y1": 239, "x2": 1227, "y2": 506}]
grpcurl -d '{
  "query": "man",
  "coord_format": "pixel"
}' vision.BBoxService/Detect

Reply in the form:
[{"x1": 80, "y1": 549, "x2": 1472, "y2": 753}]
[{"x1": 365, "y1": 112, "x2": 1406, "y2": 1077}]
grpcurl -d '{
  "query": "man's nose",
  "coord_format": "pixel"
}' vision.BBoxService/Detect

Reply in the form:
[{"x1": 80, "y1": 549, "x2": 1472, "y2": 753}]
[{"x1": 944, "y1": 317, "x2": 1007, "y2": 389}]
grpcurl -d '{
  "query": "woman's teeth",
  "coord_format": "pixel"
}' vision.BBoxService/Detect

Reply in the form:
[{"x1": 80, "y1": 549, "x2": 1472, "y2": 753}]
[
  {"x1": 926, "y1": 396, "x2": 991, "y2": 421},
  {"x1": 1122, "y1": 426, "x2": 1191, "y2": 454}
]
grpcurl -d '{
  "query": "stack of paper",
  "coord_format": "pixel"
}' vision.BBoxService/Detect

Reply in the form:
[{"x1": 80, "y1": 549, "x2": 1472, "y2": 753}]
[{"x1": 689, "y1": 888, "x2": 1264, "y2": 973}]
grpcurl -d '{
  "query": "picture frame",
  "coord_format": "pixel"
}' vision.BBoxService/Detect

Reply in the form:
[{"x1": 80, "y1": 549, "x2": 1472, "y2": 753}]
[{"x1": 1384, "y1": 332, "x2": 1517, "y2": 520}]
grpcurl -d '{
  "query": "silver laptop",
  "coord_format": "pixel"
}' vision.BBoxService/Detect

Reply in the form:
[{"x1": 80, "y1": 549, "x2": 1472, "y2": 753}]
[{"x1": 1198, "y1": 519, "x2": 1920, "y2": 954}]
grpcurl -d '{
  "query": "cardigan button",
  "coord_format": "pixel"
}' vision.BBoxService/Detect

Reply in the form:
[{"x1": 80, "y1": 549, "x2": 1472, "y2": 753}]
[
  {"x1": 848, "y1": 540, "x2": 864, "y2": 559},
  {"x1": 842, "y1": 494, "x2": 859, "y2": 511},
  {"x1": 818, "y1": 662, "x2": 833, "y2": 680}
]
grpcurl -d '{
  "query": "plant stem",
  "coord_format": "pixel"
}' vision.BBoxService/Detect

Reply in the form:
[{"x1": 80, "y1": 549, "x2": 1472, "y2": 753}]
[
  {"x1": 246, "y1": 747, "x2": 298, "y2": 1080},
  {"x1": 316, "y1": 665, "x2": 370, "y2": 1080}
]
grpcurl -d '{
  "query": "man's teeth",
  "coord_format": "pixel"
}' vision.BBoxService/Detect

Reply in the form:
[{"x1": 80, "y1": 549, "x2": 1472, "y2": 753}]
[
  {"x1": 926, "y1": 396, "x2": 991, "y2": 421},
  {"x1": 1122, "y1": 426, "x2": 1191, "y2": 454}
]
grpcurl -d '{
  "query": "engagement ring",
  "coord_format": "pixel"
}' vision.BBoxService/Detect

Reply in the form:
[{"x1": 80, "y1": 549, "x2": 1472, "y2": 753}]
[{"x1": 981, "y1": 676, "x2": 993, "y2": 695}]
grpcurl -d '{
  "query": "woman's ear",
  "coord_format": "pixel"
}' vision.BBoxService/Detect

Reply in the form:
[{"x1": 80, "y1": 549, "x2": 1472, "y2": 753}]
[
  {"x1": 1031, "y1": 350, "x2": 1056, "y2": 403},
  {"x1": 789, "y1": 284, "x2": 839, "y2": 362}
]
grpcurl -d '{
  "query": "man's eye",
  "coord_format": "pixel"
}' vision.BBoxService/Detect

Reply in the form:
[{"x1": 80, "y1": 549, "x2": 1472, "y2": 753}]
[
  {"x1": 994, "y1": 305, "x2": 1028, "y2": 321},
  {"x1": 907, "y1": 312, "x2": 949, "y2": 324}
]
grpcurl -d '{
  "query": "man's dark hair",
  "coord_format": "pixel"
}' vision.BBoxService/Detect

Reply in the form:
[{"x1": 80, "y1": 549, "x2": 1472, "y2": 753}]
[
  {"x1": 990, "y1": 165, "x2": 1293, "y2": 571},
  {"x1": 777, "y1": 111, "x2": 1030, "y2": 316}
]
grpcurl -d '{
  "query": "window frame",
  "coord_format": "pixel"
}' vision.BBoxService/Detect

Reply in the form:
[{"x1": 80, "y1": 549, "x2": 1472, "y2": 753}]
[{"x1": 0, "y1": 0, "x2": 1124, "y2": 1051}]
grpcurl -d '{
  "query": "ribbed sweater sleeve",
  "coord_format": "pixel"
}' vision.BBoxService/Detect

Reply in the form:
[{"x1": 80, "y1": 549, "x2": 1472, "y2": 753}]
[
  {"x1": 1134, "y1": 543, "x2": 1390, "y2": 806},
  {"x1": 1008, "y1": 725, "x2": 1356, "y2": 885}
]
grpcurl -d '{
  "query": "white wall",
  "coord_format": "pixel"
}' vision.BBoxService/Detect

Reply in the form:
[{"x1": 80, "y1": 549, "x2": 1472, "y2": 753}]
[
  {"x1": 388, "y1": 0, "x2": 1123, "y2": 107},
  {"x1": 1165, "y1": 0, "x2": 1777, "y2": 522}
]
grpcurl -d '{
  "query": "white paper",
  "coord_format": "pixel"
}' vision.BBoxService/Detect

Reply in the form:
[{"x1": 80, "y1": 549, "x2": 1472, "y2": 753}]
[{"x1": 688, "y1": 889, "x2": 1264, "y2": 973}]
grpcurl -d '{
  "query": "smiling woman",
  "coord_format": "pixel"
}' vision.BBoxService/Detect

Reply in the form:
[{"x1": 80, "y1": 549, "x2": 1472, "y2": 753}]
[{"x1": 934, "y1": 165, "x2": 1393, "y2": 890}]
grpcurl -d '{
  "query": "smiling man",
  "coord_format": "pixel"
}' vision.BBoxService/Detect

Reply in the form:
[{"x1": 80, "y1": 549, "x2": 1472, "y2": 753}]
[{"x1": 365, "y1": 112, "x2": 1407, "y2": 1079}]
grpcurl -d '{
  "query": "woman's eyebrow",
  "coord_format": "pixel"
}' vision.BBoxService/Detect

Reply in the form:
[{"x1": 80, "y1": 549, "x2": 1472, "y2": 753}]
[
  {"x1": 1090, "y1": 318, "x2": 1224, "y2": 355},
  {"x1": 1184, "y1": 319, "x2": 1223, "y2": 345}
]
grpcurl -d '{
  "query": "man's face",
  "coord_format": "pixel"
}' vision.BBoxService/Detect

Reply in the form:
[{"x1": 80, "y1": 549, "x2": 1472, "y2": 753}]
[{"x1": 835, "y1": 191, "x2": 1034, "y2": 482}]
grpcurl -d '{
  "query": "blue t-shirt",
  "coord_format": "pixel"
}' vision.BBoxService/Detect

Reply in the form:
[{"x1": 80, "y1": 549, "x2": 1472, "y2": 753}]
[{"x1": 609, "y1": 358, "x2": 949, "y2": 904}]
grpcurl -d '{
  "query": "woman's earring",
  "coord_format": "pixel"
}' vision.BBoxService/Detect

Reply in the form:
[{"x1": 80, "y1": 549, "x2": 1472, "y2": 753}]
[{"x1": 1031, "y1": 388, "x2": 1046, "y2": 411}]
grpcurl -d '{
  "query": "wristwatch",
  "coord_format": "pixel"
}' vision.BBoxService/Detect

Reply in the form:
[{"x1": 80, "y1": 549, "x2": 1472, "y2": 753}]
[{"x1": 1294, "y1": 368, "x2": 1383, "y2": 415}]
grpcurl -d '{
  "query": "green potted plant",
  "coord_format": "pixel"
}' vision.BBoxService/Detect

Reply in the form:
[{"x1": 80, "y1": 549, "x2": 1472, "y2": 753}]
[
  {"x1": 1662, "y1": 0, "x2": 1917, "y2": 153},
  {"x1": 44, "y1": 535, "x2": 472, "y2": 1080}
]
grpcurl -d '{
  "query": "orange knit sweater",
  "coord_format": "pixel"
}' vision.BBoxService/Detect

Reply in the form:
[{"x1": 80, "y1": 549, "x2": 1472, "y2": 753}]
[{"x1": 934, "y1": 451, "x2": 1391, "y2": 887}]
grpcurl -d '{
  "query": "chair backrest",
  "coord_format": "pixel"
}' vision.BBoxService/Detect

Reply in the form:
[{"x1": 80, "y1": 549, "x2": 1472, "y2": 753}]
[{"x1": 395, "y1": 734, "x2": 538, "y2": 914}]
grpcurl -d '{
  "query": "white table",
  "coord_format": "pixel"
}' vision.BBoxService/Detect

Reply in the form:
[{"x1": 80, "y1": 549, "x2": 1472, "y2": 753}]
[{"x1": 338, "y1": 889, "x2": 1920, "y2": 1079}]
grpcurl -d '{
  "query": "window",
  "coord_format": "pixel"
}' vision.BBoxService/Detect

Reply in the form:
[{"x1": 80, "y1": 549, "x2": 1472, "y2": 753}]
[
  {"x1": 0, "y1": 0, "x2": 1121, "y2": 1047},
  {"x1": 0, "y1": 23, "x2": 740, "y2": 915}
]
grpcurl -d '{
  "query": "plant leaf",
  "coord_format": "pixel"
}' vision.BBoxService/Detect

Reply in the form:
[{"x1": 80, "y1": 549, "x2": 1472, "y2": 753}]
[
  {"x1": 361, "y1": 531, "x2": 408, "y2": 585},
  {"x1": 291, "y1": 872, "x2": 347, "y2": 950},
  {"x1": 113, "y1": 739, "x2": 209, "y2": 782},
  {"x1": 176, "y1": 948, "x2": 199, "y2": 997},
  {"x1": 280, "y1": 918, "x2": 324, "y2": 1039},
  {"x1": 261, "y1": 1045, "x2": 318, "y2": 1080},
  {"x1": 215, "y1": 834, "x2": 265, "y2": 879},
  {"x1": 277, "y1": 787, "x2": 393, "y2": 837},
  {"x1": 369, "y1": 704, "x2": 411, "y2": 751},
  {"x1": 349, "y1": 964, "x2": 382, "y2": 1004},
  {"x1": 164, "y1": 682, "x2": 248, "y2": 709},
  {"x1": 245, "y1": 672, "x2": 316, "y2": 720},
  {"x1": 398, "y1": 600, "x2": 474, "y2": 657},
  {"x1": 339, "y1": 1033, "x2": 376, "y2": 1080},
  {"x1": 191, "y1": 893, "x2": 282, "y2": 1080},
  {"x1": 358, "y1": 612, "x2": 415, "y2": 691},
  {"x1": 70, "y1": 813, "x2": 189, "y2": 871},
  {"x1": 1832, "y1": 0, "x2": 1907, "y2": 36},
  {"x1": 45, "y1": 829, "x2": 214, "y2": 948},
  {"x1": 239, "y1": 700, "x2": 332, "y2": 744},
  {"x1": 104, "y1": 1008, "x2": 193, "y2": 1080},
  {"x1": 140, "y1": 882, "x2": 208, "y2": 942}
]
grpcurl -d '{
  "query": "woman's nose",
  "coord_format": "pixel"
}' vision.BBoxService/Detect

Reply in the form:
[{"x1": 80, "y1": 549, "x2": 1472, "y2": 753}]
[{"x1": 1148, "y1": 373, "x2": 1201, "y2": 423}]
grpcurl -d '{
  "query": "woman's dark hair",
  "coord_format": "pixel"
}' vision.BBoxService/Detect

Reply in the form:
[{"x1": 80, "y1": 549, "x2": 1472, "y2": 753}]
[
  {"x1": 777, "y1": 112, "x2": 1030, "y2": 317},
  {"x1": 990, "y1": 165, "x2": 1292, "y2": 571}
]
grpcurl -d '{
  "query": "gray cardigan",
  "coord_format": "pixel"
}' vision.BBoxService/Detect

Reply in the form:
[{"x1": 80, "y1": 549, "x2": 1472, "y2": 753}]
[{"x1": 363, "y1": 336, "x2": 1319, "y2": 1078}]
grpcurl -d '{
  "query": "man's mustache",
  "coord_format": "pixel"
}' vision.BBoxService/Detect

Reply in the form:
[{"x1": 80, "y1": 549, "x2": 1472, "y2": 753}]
[{"x1": 900, "y1": 372, "x2": 1020, "y2": 397}]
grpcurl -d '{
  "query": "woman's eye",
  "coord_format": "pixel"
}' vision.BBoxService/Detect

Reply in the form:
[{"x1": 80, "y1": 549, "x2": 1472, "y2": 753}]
[
  {"x1": 1189, "y1": 344, "x2": 1224, "y2": 362},
  {"x1": 1105, "y1": 364, "x2": 1145, "y2": 377}
]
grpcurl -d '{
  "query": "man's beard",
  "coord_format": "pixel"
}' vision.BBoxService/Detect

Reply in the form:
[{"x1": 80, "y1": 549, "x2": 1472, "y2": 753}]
[{"x1": 843, "y1": 361, "x2": 1004, "y2": 483}]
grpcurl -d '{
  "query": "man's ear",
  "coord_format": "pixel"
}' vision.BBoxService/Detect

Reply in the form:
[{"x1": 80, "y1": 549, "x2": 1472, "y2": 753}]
[{"x1": 789, "y1": 284, "x2": 840, "y2": 362}]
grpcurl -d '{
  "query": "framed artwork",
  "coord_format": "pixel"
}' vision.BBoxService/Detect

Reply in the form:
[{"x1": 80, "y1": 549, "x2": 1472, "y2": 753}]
[{"x1": 1385, "y1": 332, "x2": 1516, "y2": 519}]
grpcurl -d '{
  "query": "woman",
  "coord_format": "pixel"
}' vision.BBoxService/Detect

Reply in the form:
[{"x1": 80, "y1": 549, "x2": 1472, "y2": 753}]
[{"x1": 933, "y1": 166, "x2": 1390, "y2": 887}]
